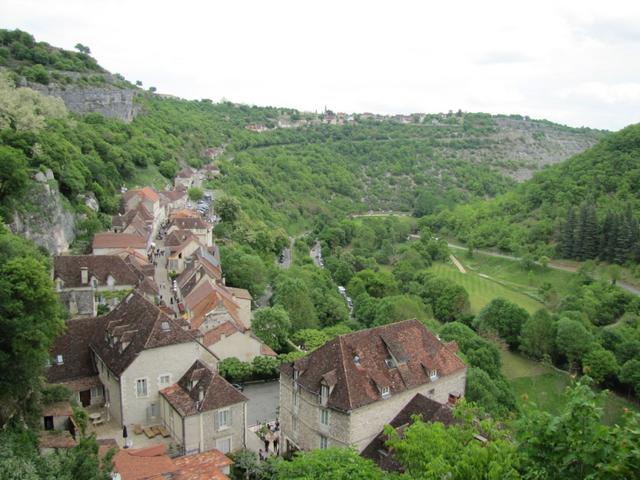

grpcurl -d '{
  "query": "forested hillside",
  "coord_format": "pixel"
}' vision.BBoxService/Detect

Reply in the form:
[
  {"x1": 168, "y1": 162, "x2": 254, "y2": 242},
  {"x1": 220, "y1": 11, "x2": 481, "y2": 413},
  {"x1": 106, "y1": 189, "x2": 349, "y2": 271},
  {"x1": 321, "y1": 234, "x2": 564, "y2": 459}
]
[{"x1": 429, "y1": 124, "x2": 640, "y2": 266}]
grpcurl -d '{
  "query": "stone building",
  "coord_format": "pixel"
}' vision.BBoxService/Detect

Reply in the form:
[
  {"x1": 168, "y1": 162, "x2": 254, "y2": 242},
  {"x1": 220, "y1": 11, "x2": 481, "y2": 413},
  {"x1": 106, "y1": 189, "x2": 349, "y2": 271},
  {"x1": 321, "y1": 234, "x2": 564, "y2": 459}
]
[
  {"x1": 53, "y1": 255, "x2": 142, "y2": 317},
  {"x1": 278, "y1": 319, "x2": 466, "y2": 454},
  {"x1": 159, "y1": 360, "x2": 247, "y2": 455},
  {"x1": 46, "y1": 290, "x2": 217, "y2": 428}
]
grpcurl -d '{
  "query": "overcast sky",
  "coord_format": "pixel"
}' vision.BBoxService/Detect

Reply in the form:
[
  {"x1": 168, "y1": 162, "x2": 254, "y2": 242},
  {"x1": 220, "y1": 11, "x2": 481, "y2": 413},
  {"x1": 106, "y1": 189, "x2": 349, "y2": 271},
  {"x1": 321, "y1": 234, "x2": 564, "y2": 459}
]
[{"x1": 3, "y1": 0, "x2": 640, "y2": 130}]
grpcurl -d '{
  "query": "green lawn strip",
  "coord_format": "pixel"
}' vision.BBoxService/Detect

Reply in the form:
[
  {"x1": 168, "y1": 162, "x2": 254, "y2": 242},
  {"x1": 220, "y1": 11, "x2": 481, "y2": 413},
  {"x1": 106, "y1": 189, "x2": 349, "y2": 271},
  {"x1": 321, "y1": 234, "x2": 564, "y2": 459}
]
[
  {"x1": 500, "y1": 348, "x2": 639, "y2": 424},
  {"x1": 429, "y1": 262, "x2": 543, "y2": 314}
]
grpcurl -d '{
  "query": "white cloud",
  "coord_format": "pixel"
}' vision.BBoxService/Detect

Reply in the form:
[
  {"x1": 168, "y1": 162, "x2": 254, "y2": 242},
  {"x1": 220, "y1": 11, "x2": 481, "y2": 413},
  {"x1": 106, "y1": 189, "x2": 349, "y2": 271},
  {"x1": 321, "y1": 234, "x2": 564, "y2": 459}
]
[{"x1": 1, "y1": 0, "x2": 640, "y2": 129}]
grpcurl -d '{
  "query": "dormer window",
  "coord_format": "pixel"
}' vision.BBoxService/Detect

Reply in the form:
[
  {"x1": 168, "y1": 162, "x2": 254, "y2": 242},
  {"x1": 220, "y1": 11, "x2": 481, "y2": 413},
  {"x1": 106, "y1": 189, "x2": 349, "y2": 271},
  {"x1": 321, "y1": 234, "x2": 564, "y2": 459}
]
[
  {"x1": 353, "y1": 355, "x2": 361, "y2": 366},
  {"x1": 320, "y1": 384, "x2": 329, "y2": 405},
  {"x1": 91, "y1": 277, "x2": 98, "y2": 289},
  {"x1": 380, "y1": 386, "x2": 390, "y2": 399},
  {"x1": 430, "y1": 369, "x2": 439, "y2": 381},
  {"x1": 384, "y1": 358, "x2": 396, "y2": 369},
  {"x1": 55, "y1": 354, "x2": 64, "y2": 365}
]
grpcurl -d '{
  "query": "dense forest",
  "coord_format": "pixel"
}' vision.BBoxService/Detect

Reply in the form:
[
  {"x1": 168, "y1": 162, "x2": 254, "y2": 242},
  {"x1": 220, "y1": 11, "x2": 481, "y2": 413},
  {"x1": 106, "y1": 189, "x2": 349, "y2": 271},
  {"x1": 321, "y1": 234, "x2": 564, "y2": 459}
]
[
  {"x1": 1, "y1": 28, "x2": 639, "y2": 479},
  {"x1": 429, "y1": 124, "x2": 640, "y2": 268}
]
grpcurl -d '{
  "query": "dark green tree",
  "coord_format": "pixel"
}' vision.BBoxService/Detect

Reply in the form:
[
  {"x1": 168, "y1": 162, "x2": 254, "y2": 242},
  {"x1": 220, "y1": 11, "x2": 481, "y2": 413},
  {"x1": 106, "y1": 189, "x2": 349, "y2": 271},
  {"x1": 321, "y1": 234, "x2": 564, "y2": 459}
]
[
  {"x1": 251, "y1": 306, "x2": 291, "y2": 351},
  {"x1": 474, "y1": 297, "x2": 530, "y2": 349}
]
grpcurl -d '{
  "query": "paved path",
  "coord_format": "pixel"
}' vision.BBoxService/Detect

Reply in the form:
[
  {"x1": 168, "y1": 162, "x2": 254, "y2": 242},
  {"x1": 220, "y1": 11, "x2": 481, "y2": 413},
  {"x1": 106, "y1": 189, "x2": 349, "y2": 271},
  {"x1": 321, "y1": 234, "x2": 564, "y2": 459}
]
[
  {"x1": 243, "y1": 381, "x2": 279, "y2": 427},
  {"x1": 152, "y1": 237, "x2": 180, "y2": 315},
  {"x1": 447, "y1": 242, "x2": 640, "y2": 297},
  {"x1": 449, "y1": 254, "x2": 466, "y2": 273}
]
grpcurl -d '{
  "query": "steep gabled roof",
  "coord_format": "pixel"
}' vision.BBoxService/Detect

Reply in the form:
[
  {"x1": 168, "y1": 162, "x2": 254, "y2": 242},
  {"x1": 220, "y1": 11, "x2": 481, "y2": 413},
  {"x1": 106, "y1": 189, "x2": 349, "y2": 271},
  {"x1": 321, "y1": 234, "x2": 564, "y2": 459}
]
[
  {"x1": 91, "y1": 291, "x2": 198, "y2": 376},
  {"x1": 126, "y1": 186, "x2": 160, "y2": 203},
  {"x1": 280, "y1": 320, "x2": 466, "y2": 412},
  {"x1": 46, "y1": 316, "x2": 106, "y2": 385},
  {"x1": 184, "y1": 280, "x2": 242, "y2": 331},
  {"x1": 160, "y1": 360, "x2": 247, "y2": 417},
  {"x1": 360, "y1": 393, "x2": 456, "y2": 472},
  {"x1": 53, "y1": 255, "x2": 140, "y2": 288}
]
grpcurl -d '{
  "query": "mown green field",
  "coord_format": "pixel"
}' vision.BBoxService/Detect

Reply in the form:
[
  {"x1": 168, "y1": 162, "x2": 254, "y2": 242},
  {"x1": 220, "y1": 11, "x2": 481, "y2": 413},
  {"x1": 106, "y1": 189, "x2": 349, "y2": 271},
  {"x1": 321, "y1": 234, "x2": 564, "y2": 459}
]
[
  {"x1": 429, "y1": 261, "x2": 544, "y2": 314},
  {"x1": 500, "y1": 349, "x2": 638, "y2": 425}
]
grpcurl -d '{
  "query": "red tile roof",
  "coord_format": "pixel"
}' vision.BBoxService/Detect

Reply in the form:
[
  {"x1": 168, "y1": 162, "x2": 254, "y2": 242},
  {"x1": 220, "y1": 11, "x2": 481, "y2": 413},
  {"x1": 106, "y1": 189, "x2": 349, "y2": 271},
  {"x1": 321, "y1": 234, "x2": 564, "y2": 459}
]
[
  {"x1": 113, "y1": 444, "x2": 176, "y2": 480},
  {"x1": 173, "y1": 449, "x2": 233, "y2": 480},
  {"x1": 93, "y1": 233, "x2": 146, "y2": 250},
  {"x1": 281, "y1": 319, "x2": 466, "y2": 412}
]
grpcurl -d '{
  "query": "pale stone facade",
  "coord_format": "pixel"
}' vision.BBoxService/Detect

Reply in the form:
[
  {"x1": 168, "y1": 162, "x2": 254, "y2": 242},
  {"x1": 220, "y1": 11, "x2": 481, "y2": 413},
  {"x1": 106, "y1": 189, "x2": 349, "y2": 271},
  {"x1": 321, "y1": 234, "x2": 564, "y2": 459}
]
[
  {"x1": 159, "y1": 398, "x2": 246, "y2": 455},
  {"x1": 279, "y1": 368, "x2": 466, "y2": 453},
  {"x1": 93, "y1": 342, "x2": 217, "y2": 427}
]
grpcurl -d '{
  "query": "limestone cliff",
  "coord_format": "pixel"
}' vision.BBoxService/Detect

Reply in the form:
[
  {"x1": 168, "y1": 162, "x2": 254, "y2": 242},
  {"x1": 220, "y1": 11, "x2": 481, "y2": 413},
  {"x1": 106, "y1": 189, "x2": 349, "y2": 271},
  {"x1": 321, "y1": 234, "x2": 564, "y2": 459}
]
[
  {"x1": 9, "y1": 170, "x2": 76, "y2": 255},
  {"x1": 26, "y1": 74, "x2": 141, "y2": 123}
]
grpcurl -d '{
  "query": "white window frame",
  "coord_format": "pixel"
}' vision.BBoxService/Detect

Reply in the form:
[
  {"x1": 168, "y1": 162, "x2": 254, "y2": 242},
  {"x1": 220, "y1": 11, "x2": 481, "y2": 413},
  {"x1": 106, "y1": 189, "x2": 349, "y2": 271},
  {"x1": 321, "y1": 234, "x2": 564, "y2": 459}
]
[
  {"x1": 135, "y1": 377, "x2": 149, "y2": 398},
  {"x1": 158, "y1": 373, "x2": 171, "y2": 387},
  {"x1": 381, "y1": 386, "x2": 390, "y2": 399},
  {"x1": 216, "y1": 435, "x2": 232, "y2": 454},
  {"x1": 217, "y1": 408, "x2": 230, "y2": 430},
  {"x1": 320, "y1": 409, "x2": 329, "y2": 426},
  {"x1": 319, "y1": 435, "x2": 328, "y2": 449},
  {"x1": 320, "y1": 384, "x2": 329, "y2": 405}
]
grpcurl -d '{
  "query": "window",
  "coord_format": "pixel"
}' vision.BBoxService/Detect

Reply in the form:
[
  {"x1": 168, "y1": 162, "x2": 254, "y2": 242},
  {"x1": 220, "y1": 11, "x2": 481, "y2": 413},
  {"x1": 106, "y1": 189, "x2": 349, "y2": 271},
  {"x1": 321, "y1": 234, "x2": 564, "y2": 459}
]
[
  {"x1": 90, "y1": 386, "x2": 103, "y2": 399},
  {"x1": 293, "y1": 391, "x2": 299, "y2": 412},
  {"x1": 381, "y1": 386, "x2": 390, "y2": 399},
  {"x1": 319, "y1": 435, "x2": 328, "y2": 449},
  {"x1": 158, "y1": 374, "x2": 171, "y2": 387},
  {"x1": 218, "y1": 408, "x2": 230, "y2": 430},
  {"x1": 320, "y1": 384, "x2": 329, "y2": 405},
  {"x1": 429, "y1": 369, "x2": 439, "y2": 381},
  {"x1": 320, "y1": 409, "x2": 329, "y2": 426},
  {"x1": 149, "y1": 402, "x2": 158, "y2": 418},
  {"x1": 56, "y1": 354, "x2": 64, "y2": 365},
  {"x1": 292, "y1": 415, "x2": 298, "y2": 435},
  {"x1": 136, "y1": 378, "x2": 148, "y2": 397},
  {"x1": 216, "y1": 436, "x2": 232, "y2": 454},
  {"x1": 384, "y1": 358, "x2": 396, "y2": 369}
]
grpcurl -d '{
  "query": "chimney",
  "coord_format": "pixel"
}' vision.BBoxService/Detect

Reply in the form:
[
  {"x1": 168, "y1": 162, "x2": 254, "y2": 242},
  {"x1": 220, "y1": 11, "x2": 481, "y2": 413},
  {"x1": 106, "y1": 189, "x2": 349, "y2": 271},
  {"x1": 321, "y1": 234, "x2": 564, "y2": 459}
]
[{"x1": 80, "y1": 267, "x2": 88, "y2": 285}]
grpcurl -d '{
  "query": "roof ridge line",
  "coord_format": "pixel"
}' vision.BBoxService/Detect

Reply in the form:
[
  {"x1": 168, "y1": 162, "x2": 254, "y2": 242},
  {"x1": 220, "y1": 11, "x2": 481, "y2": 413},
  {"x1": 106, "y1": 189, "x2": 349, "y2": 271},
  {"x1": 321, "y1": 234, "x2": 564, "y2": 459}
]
[{"x1": 337, "y1": 335, "x2": 354, "y2": 410}]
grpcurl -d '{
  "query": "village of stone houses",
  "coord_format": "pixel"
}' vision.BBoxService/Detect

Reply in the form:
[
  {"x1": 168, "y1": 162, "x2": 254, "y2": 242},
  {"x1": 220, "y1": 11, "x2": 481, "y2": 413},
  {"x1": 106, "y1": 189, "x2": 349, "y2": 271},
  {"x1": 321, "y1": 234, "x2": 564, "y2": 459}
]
[{"x1": 43, "y1": 162, "x2": 466, "y2": 478}]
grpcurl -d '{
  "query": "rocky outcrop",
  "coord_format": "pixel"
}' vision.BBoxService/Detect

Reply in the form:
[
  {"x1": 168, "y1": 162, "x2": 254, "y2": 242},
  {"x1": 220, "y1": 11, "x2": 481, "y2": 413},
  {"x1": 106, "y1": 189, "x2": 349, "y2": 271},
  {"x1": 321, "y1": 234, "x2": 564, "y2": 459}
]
[
  {"x1": 28, "y1": 78, "x2": 140, "y2": 123},
  {"x1": 10, "y1": 170, "x2": 76, "y2": 255}
]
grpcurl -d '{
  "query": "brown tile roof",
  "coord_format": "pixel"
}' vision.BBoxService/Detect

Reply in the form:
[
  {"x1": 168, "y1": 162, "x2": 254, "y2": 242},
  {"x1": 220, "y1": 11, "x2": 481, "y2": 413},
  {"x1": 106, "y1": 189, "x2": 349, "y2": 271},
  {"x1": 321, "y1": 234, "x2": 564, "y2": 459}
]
[
  {"x1": 42, "y1": 401, "x2": 73, "y2": 417},
  {"x1": 177, "y1": 261, "x2": 222, "y2": 299},
  {"x1": 93, "y1": 233, "x2": 146, "y2": 250},
  {"x1": 160, "y1": 188, "x2": 187, "y2": 202},
  {"x1": 54, "y1": 255, "x2": 140, "y2": 288},
  {"x1": 160, "y1": 360, "x2": 247, "y2": 417},
  {"x1": 184, "y1": 281, "x2": 242, "y2": 331},
  {"x1": 91, "y1": 291, "x2": 198, "y2": 376},
  {"x1": 113, "y1": 444, "x2": 175, "y2": 480},
  {"x1": 57, "y1": 375, "x2": 102, "y2": 392},
  {"x1": 138, "y1": 277, "x2": 160, "y2": 296},
  {"x1": 173, "y1": 449, "x2": 233, "y2": 480},
  {"x1": 114, "y1": 203, "x2": 154, "y2": 227},
  {"x1": 166, "y1": 230, "x2": 200, "y2": 248},
  {"x1": 46, "y1": 316, "x2": 106, "y2": 385},
  {"x1": 39, "y1": 431, "x2": 77, "y2": 449},
  {"x1": 202, "y1": 321, "x2": 240, "y2": 346},
  {"x1": 360, "y1": 393, "x2": 455, "y2": 472},
  {"x1": 170, "y1": 209, "x2": 199, "y2": 219},
  {"x1": 281, "y1": 320, "x2": 466, "y2": 412},
  {"x1": 125, "y1": 186, "x2": 160, "y2": 203},
  {"x1": 170, "y1": 217, "x2": 210, "y2": 231}
]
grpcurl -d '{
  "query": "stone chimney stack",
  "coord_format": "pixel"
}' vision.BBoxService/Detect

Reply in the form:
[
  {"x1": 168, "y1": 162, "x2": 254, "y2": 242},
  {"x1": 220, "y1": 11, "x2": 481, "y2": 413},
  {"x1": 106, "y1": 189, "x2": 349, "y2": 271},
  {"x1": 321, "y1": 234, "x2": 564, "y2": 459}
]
[{"x1": 81, "y1": 267, "x2": 89, "y2": 285}]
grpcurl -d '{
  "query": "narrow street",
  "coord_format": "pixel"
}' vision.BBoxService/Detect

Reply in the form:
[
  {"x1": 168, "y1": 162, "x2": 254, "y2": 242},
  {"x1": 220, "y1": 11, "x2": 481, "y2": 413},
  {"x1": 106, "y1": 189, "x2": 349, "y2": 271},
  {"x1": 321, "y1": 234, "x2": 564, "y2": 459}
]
[{"x1": 151, "y1": 236, "x2": 180, "y2": 316}]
